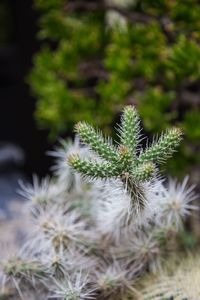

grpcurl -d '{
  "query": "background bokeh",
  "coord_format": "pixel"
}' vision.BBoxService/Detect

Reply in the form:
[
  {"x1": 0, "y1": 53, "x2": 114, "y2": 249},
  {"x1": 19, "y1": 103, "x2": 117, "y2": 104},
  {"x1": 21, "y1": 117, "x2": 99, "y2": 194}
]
[
  {"x1": 0, "y1": 0, "x2": 52, "y2": 179},
  {"x1": 0, "y1": 0, "x2": 53, "y2": 218},
  {"x1": 30, "y1": 0, "x2": 200, "y2": 179}
]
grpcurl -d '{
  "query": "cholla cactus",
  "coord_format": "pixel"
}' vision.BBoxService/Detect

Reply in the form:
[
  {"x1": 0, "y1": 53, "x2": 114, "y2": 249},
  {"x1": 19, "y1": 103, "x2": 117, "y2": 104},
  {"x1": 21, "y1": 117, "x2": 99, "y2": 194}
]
[
  {"x1": 155, "y1": 176, "x2": 198, "y2": 230},
  {"x1": 69, "y1": 106, "x2": 182, "y2": 218},
  {"x1": 49, "y1": 273, "x2": 96, "y2": 300},
  {"x1": 0, "y1": 249, "x2": 48, "y2": 299},
  {"x1": 141, "y1": 254, "x2": 200, "y2": 300},
  {"x1": 48, "y1": 137, "x2": 91, "y2": 193},
  {"x1": 0, "y1": 106, "x2": 197, "y2": 300}
]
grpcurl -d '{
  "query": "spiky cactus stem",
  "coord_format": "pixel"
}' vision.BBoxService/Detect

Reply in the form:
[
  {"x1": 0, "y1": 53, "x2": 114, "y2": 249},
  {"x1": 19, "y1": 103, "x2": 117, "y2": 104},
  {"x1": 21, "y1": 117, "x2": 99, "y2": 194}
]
[{"x1": 69, "y1": 106, "x2": 183, "y2": 213}]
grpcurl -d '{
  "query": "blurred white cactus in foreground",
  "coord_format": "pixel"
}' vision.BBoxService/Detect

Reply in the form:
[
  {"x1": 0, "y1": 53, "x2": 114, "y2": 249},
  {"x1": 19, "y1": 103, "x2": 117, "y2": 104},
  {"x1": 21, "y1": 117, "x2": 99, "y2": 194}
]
[
  {"x1": 0, "y1": 106, "x2": 198, "y2": 300},
  {"x1": 142, "y1": 254, "x2": 200, "y2": 300}
]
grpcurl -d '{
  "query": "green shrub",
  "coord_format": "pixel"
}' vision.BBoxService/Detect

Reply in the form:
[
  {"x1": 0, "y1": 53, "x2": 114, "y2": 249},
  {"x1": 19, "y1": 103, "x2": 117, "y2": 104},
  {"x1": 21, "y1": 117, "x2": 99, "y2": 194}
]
[{"x1": 29, "y1": 0, "x2": 200, "y2": 176}]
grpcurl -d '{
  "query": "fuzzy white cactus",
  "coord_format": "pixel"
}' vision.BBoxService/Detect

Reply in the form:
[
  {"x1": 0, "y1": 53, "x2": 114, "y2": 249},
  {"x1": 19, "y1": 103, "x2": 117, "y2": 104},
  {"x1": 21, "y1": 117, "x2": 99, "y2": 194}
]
[{"x1": 0, "y1": 106, "x2": 198, "y2": 300}]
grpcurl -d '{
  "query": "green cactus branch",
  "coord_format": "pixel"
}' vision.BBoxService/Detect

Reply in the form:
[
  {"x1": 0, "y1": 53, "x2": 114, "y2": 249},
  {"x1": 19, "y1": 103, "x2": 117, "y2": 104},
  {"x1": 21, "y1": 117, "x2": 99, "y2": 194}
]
[
  {"x1": 74, "y1": 122, "x2": 119, "y2": 163},
  {"x1": 138, "y1": 128, "x2": 183, "y2": 165},
  {"x1": 69, "y1": 106, "x2": 182, "y2": 208},
  {"x1": 68, "y1": 154, "x2": 120, "y2": 179},
  {"x1": 118, "y1": 106, "x2": 140, "y2": 159}
]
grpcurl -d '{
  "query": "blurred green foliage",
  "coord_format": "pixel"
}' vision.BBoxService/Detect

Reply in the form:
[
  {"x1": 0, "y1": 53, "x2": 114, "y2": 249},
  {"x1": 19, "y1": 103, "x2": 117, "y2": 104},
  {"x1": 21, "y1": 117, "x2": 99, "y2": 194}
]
[{"x1": 30, "y1": 0, "x2": 200, "y2": 176}]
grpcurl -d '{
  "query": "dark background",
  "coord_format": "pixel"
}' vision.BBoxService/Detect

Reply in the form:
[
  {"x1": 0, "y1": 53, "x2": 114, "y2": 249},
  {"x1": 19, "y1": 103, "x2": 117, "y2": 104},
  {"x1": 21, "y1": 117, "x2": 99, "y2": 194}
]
[{"x1": 0, "y1": 0, "x2": 51, "y2": 178}]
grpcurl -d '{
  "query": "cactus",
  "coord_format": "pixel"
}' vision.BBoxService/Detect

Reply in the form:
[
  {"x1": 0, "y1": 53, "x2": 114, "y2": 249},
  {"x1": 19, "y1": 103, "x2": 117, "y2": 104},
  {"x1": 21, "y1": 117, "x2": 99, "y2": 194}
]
[
  {"x1": 0, "y1": 106, "x2": 197, "y2": 300},
  {"x1": 69, "y1": 106, "x2": 182, "y2": 214},
  {"x1": 142, "y1": 255, "x2": 200, "y2": 300}
]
